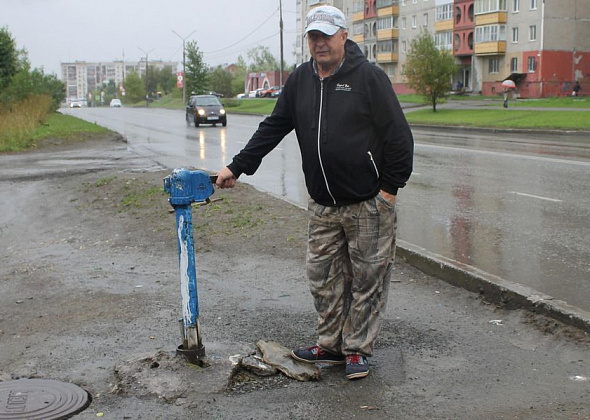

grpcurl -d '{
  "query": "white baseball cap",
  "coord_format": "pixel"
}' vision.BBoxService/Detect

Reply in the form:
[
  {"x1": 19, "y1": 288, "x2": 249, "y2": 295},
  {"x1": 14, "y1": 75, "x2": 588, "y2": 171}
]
[{"x1": 305, "y1": 6, "x2": 347, "y2": 36}]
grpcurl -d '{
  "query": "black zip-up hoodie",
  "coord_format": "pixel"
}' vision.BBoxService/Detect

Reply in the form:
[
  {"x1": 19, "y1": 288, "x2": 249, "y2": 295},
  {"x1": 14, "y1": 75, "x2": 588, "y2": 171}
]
[{"x1": 228, "y1": 39, "x2": 414, "y2": 207}]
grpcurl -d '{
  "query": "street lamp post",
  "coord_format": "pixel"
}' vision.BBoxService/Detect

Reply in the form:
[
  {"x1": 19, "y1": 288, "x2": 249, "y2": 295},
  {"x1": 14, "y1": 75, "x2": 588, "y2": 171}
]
[
  {"x1": 279, "y1": 0, "x2": 284, "y2": 88},
  {"x1": 138, "y1": 47, "x2": 154, "y2": 107},
  {"x1": 172, "y1": 30, "x2": 196, "y2": 105}
]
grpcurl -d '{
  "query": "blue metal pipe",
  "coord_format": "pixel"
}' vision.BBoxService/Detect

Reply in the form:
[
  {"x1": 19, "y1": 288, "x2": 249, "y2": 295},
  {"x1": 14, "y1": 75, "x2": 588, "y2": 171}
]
[{"x1": 163, "y1": 168, "x2": 215, "y2": 354}]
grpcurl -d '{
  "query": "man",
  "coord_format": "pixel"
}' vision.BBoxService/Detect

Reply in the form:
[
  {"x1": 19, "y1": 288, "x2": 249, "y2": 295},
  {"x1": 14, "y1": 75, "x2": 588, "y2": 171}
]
[{"x1": 215, "y1": 5, "x2": 413, "y2": 380}]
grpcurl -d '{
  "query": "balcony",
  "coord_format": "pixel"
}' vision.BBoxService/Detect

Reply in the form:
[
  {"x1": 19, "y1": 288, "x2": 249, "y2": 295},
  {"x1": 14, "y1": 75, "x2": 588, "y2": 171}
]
[
  {"x1": 352, "y1": 34, "x2": 365, "y2": 43},
  {"x1": 377, "y1": 5, "x2": 399, "y2": 16},
  {"x1": 377, "y1": 52, "x2": 398, "y2": 63},
  {"x1": 353, "y1": 11, "x2": 365, "y2": 22},
  {"x1": 475, "y1": 12, "x2": 507, "y2": 26},
  {"x1": 475, "y1": 41, "x2": 506, "y2": 55},
  {"x1": 377, "y1": 28, "x2": 399, "y2": 40},
  {"x1": 435, "y1": 20, "x2": 453, "y2": 32}
]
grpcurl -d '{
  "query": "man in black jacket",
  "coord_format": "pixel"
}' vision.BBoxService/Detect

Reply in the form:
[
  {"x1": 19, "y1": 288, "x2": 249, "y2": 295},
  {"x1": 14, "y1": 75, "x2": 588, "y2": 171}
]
[{"x1": 215, "y1": 5, "x2": 413, "y2": 380}]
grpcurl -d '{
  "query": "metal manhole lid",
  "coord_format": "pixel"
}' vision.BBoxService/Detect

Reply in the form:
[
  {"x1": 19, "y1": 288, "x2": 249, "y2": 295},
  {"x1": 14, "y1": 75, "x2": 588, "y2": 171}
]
[{"x1": 0, "y1": 379, "x2": 91, "y2": 420}]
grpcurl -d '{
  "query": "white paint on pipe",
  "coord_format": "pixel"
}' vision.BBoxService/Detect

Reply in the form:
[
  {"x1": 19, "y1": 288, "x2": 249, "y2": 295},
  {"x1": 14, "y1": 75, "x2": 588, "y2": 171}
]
[{"x1": 177, "y1": 214, "x2": 193, "y2": 324}]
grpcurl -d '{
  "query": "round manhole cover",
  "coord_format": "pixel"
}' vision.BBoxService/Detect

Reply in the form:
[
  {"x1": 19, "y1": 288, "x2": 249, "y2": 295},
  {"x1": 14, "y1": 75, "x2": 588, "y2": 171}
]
[{"x1": 0, "y1": 379, "x2": 91, "y2": 420}]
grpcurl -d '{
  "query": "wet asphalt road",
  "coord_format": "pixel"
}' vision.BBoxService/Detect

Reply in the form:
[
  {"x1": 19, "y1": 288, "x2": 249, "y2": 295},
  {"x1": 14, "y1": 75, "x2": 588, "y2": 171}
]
[{"x1": 61, "y1": 106, "x2": 590, "y2": 312}]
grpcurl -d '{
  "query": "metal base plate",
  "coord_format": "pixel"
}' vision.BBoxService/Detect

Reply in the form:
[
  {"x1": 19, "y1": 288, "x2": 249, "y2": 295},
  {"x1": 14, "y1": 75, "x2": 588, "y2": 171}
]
[{"x1": 176, "y1": 344, "x2": 206, "y2": 366}]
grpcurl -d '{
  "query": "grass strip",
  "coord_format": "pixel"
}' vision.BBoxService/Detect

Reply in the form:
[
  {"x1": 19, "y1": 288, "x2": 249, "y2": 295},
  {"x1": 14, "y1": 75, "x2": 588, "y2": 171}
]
[
  {"x1": 1, "y1": 112, "x2": 111, "y2": 153},
  {"x1": 405, "y1": 109, "x2": 590, "y2": 131}
]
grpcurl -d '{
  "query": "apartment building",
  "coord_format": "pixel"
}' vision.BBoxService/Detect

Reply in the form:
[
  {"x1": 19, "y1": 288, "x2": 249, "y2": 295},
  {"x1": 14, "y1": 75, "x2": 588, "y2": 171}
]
[
  {"x1": 298, "y1": 0, "x2": 590, "y2": 98},
  {"x1": 61, "y1": 60, "x2": 177, "y2": 103}
]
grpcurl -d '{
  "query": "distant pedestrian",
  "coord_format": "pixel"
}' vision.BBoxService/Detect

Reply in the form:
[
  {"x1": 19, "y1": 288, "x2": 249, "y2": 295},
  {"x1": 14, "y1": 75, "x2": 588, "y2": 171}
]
[
  {"x1": 573, "y1": 81, "x2": 581, "y2": 97},
  {"x1": 214, "y1": 5, "x2": 413, "y2": 380},
  {"x1": 503, "y1": 88, "x2": 509, "y2": 108}
]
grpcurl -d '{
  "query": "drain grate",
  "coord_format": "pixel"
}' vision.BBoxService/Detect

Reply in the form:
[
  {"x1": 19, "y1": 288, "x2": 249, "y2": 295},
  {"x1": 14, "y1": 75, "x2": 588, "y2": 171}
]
[{"x1": 0, "y1": 379, "x2": 91, "y2": 420}]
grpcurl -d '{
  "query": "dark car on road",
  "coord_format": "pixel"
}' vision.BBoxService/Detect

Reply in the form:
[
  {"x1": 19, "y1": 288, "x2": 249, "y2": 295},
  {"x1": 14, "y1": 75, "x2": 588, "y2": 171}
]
[{"x1": 185, "y1": 94, "x2": 227, "y2": 127}]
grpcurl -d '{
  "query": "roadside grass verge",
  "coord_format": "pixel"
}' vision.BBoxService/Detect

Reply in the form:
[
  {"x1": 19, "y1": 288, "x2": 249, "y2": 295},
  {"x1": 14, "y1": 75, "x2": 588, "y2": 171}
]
[
  {"x1": 0, "y1": 94, "x2": 52, "y2": 152},
  {"x1": 0, "y1": 112, "x2": 111, "y2": 153},
  {"x1": 32, "y1": 113, "x2": 111, "y2": 140},
  {"x1": 405, "y1": 108, "x2": 590, "y2": 131},
  {"x1": 223, "y1": 98, "x2": 277, "y2": 115},
  {"x1": 396, "y1": 94, "x2": 429, "y2": 103}
]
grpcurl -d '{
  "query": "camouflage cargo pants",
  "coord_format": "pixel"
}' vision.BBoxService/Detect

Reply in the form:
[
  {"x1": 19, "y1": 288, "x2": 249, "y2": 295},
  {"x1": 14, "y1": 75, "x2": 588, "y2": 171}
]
[{"x1": 306, "y1": 194, "x2": 397, "y2": 357}]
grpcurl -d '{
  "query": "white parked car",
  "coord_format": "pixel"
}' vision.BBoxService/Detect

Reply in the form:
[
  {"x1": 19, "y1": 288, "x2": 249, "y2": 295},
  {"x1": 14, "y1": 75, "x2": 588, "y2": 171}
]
[{"x1": 109, "y1": 99, "x2": 122, "y2": 107}]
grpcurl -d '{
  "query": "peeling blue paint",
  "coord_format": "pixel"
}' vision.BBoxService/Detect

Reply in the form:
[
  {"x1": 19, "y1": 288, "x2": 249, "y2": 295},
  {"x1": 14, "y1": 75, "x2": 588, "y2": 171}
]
[{"x1": 164, "y1": 169, "x2": 215, "y2": 333}]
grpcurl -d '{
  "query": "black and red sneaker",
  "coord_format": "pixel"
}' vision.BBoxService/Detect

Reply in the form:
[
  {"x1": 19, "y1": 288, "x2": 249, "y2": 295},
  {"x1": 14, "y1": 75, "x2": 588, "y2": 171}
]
[
  {"x1": 291, "y1": 345, "x2": 345, "y2": 365},
  {"x1": 345, "y1": 354, "x2": 370, "y2": 379}
]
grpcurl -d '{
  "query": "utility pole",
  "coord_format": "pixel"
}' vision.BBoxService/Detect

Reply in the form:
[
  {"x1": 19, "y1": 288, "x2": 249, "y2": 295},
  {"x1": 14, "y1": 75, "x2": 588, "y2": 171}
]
[
  {"x1": 279, "y1": 0, "x2": 284, "y2": 88},
  {"x1": 138, "y1": 47, "x2": 154, "y2": 107},
  {"x1": 172, "y1": 30, "x2": 196, "y2": 105}
]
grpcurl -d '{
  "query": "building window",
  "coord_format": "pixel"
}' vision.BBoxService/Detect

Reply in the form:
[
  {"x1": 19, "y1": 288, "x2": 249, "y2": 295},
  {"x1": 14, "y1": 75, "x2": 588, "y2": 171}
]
[
  {"x1": 402, "y1": 40, "x2": 407, "y2": 53},
  {"x1": 512, "y1": 27, "x2": 519, "y2": 42},
  {"x1": 401, "y1": 0, "x2": 406, "y2": 5},
  {"x1": 529, "y1": 25, "x2": 536, "y2": 41},
  {"x1": 436, "y1": 4, "x2": 453, "y2": 21},
  {"x1": 353, "y1": 0, "x2": 365, "y2": 13},
  {"x1": 513, "y1": 0, "x2": 519, "y2": 12},
  {"x1": 412, "y1": 15, "x2": 417, "y2": 28},
  {"x1": 489, "y1": 58, "x2": 500, "y2": 73},
  {"x1": 377, "y1": 16, "x2": 394, "y2": 30},
  {"x1": 413, "y1": 0, "x2": 417, "y2": 3},
  {"x1": 402, "y1": 17, "x2": 406, "y2": 29},
  {"x1": 530, "y1": 0, "x2": 537, "y2": 9},
  {"x1": 435, "y1": 31, "x2": 453, "y2": 50},
  {"x1": 510, "y1": 57, "x2": 518, "y2": 72},
  {"x1": 475, "y1": 24, "x2": 507, "y2": 43},
  {"x1": 376, "y1": 0, "x2": 394, "y2": 8},
  {"x1": 475, "y1": 0, "x2": 507, "y2": 15},
  {"x1": 401, "y1": 64, "x2": 406, "y2": 75},
  {"x1": 378, "y1": 39, "x2": 396, "y2": 54},
  {"x1": 353, "y1": 22, "x2": 364, "y2": 36},
  {"x1": 423, "y1": 13, "x2": 428, "y2": 26},
  {"x1": 528, "y1": 56, "x2": 536, "y2": 72}
]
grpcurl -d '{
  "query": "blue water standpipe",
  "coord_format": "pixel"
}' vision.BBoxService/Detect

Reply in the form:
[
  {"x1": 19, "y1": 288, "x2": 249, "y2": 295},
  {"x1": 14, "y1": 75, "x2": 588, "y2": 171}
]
[{"x1": 163, "y1": 168, "x2": 216, "y2": 364}]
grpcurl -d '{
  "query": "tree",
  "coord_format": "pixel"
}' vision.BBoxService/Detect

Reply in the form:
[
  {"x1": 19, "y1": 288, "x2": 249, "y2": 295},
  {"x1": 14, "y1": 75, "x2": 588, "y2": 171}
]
[
  {"x1": 405, "y1": 30, "x2": 458, "y2": 112},
  {"x1": 185, "y1": 40, "x2": 209, "y2": 95},
  {"x1": 105, "y1": 79, "x2": 117, "y2": 96},
  {"x1": 209, "y1": 66, "x2": 234, "y2": 98},
  {"x1": 247, "y1": 46, "x2": 279, "y2": 72},
  {"x1": 156, "y1": 66, "x2": 177, "y2": 94},
  {"x1": 2, "y1": 58, "x2": 65, "y2": 112},
  {"x1": 123, "y1": 71, "x2": 144, "y2": 103},
  {"x1": 0, "y1": 27, "x2": 19, "y2": 90},
  {"x1": 144, "y1": 66, "x2": 159, "y2": 97},
  {"x1": 231, "y1": 56, "x2": 248, "y2": 96}
]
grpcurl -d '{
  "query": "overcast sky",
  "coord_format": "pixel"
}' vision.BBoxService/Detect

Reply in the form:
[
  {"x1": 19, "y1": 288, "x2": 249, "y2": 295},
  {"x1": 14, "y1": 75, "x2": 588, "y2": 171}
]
[{"x1": 1, "y1": 0, "x2": 298, "y2": 76}]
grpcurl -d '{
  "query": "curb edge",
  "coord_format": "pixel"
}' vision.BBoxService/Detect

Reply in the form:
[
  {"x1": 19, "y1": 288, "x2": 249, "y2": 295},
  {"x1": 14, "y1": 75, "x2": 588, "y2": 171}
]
[{"x1": 397, "y1": 240, "x2": 590, "y2": 333}]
